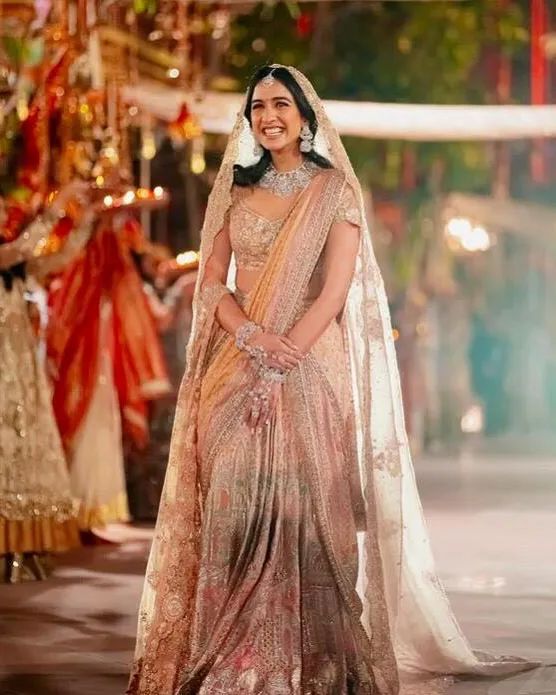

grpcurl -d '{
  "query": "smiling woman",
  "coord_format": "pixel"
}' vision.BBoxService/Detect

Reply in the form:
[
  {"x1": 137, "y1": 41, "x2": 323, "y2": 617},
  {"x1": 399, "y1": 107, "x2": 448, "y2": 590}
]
[
  {"x1": 232, "y1": 65, "x2": 333, "y2": 187},
  {"x1": 127, "y1": 64, "x2": 537, "y2": 695}
]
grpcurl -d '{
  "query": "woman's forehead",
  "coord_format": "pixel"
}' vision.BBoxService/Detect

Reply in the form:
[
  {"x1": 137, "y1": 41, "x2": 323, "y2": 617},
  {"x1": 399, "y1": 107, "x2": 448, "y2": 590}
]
[{"x1": 252, "y1": 81, "x2": 293, "y2": 103}]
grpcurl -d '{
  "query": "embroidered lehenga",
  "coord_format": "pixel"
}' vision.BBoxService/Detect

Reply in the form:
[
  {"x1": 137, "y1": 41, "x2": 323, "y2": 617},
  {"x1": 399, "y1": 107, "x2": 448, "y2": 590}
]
[
  {"x1": 128, "y1": 67, "x2": 536, "y2": 694},
  {"x1": 0, "y1": 213, "x2": 87, "y2": 581}
]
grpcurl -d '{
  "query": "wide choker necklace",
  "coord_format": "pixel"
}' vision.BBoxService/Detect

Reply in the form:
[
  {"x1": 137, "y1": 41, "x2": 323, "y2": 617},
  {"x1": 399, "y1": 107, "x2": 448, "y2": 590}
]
[{"x1": 258, "y1": 160, "x2": 317, "y2": 198}]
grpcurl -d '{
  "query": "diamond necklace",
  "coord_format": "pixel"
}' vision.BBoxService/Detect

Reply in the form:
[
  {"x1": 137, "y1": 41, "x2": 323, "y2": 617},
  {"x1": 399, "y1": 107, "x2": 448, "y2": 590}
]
[{"x1": 258, "y1": 160, "x2": 317, "y2": 198}]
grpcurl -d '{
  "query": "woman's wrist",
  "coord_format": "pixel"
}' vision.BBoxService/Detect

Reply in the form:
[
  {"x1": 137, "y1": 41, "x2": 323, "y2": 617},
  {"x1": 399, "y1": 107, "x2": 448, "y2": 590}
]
[{"x1": 235, "y1": 320, "x2": 266, "y2": 364}]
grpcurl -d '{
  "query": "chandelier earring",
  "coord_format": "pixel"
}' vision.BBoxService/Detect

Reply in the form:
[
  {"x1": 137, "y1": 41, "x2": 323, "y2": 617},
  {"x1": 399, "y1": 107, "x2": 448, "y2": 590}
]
[{"x1": 299, "y1": 123, "x2": 314, "y2": 153}]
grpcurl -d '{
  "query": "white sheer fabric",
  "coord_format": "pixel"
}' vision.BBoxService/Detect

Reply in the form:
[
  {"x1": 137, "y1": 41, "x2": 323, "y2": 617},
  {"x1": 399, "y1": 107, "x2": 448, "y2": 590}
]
[
  {"x1": 284, "y1": 67, "x2": 535, "y2": 680},
  {"x1": 129, "y1": 66, "x2": 537, "y2": 694}
]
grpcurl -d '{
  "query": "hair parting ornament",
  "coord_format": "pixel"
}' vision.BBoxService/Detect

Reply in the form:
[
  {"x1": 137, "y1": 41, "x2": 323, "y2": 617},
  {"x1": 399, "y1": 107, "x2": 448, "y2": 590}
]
[
  {"x1": 259, "y1": 64, "x2": 287, "y2": 88},
  {"x1": 260, "y1": 69, "x2": 277, "y2": 88}
]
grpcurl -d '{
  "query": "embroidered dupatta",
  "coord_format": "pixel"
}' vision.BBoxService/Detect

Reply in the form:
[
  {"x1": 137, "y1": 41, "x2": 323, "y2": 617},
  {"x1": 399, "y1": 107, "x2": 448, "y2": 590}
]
[{"x1": 128, "y1": 66, "x2": 537, "y2": 695}]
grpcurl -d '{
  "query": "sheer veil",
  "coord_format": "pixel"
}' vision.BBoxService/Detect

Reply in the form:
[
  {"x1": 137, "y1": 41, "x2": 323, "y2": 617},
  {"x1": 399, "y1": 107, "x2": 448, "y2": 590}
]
[
  {"x1": 129, "y1": 65, "x2": 537, "y2": 693},
  {"x1": 286, "y1": 66, "x2": 535, "y2": 680}
]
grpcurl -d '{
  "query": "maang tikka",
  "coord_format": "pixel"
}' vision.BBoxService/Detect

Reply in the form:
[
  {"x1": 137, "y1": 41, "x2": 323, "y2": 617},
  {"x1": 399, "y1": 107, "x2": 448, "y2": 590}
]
[
  {"x1": 261, "y1": 69, "x2": 276, "y2": 87},
  {"x1": 252, "y1": 69, "x2": 276, "y2": 157},
  {"x1": 299, "y1": 123, "x2": 313, "y2": 153}
]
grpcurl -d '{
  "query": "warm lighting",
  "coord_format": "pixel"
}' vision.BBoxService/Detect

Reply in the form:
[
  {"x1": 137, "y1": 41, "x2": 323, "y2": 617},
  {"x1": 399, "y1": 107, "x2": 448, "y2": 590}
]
[
  {"x1": 103, "y1": 195, "x2": 114, "y2": 207},
  {"x1": 167, "y1": 67, "x2": 180, "y2": 79},
  {"x1": 191, "y1": 136, "x2": 206, "y2": 174},
  {"x1": 102, "y1": 146, "x2": 119, "y2": 164},
  {"x1": 141, "y1": 132, "x2": 156, "y2": 160},
  {"x1": 153, "y1": 186, "x2": 164, "y2": 199},
  {"x1": 392, "y1": 328, "x2": 400, "y2": 341},
  {"x1": 445, "y1": 217, "x2": 492, "y2": 253},
  {"x1": 191, "y1": 152, "x2": 206, "y2": 174},
  {"x1": 95, "y1": 175, "x2": 105, "y2": 187},
  {"x1": 176, "y1": 250, "x2": 199, "y2": 267},
  {"x1": 16, "y1": 97, "x2": 29, "y2": 121},
  {"x1": 461, "y1": 404, "x2": 484, "y2": 434},
  {"x1": 122, "y1": 190, "x2": 136, "y2": 205}
]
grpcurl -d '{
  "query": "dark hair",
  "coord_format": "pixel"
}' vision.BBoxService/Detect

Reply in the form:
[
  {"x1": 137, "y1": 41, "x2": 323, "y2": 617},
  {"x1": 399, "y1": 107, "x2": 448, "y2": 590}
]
[
  {"x1": 0, "y1": 262, "x2": 26, "y2": 291},
  {"x1": 233, "y1": 65, "x2": 333, "y2": 187}
]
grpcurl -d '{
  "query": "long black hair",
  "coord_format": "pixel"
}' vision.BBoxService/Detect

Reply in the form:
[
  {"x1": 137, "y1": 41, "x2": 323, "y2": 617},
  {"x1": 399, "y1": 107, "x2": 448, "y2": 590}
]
[{"x1": 233, "y1": 65, "x2": 332, "y2": 187}]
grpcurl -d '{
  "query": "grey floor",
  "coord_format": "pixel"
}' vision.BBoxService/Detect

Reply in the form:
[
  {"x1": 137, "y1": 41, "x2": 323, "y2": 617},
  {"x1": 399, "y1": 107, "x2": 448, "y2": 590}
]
[{"x1": 0, "y1": 447, "x2": 554, "y2": 695}]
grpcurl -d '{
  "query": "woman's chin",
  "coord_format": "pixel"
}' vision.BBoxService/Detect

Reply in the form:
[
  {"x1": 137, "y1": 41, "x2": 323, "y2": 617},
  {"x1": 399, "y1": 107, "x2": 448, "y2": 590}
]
[
  {"x1": 262, "y1": 141, "x2": 285, "y2": 152},
  {"x1": 262, "y1": 140, "x2": 299, "y2": 155}
]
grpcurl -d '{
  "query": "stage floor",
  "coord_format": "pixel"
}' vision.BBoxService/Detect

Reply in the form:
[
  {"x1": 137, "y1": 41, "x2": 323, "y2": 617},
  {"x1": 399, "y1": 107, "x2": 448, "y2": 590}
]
[{"x1": 1, "y1": 449, "x2": 555, "y2": 695}]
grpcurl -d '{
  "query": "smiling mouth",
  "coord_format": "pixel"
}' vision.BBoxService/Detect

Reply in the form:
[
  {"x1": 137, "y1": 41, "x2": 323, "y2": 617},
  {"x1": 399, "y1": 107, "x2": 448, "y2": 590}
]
[{"x1": 261, "y1": 127, "x2": 285, "y2": 138}]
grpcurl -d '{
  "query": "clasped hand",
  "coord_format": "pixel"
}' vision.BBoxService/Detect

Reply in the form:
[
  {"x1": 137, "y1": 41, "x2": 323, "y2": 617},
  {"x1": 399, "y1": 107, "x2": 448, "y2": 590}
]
[
  {"x1": 245, "y1": 332, "x2": 304, "y2": 431},
  {"x1": 247, "y1": 332, "x2": 304, "y2": 371}
]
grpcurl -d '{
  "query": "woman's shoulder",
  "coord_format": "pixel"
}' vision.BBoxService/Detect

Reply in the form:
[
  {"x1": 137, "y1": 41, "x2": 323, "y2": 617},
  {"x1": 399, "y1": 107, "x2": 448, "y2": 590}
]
[
  {"x1": 323, "y1": 170, "x2": 362, "y2": 228},
  {"x1": 315, "y1": 166, "x2": 348, "y2": 187},
  {"x1": 230, "y1": 183, "x2": 251, "y2": 203}
]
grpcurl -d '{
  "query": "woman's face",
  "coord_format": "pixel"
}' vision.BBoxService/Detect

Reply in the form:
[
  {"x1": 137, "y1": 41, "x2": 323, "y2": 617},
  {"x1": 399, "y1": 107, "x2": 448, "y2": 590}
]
[{"x1": 250, "y1": 79, "x2": 305, "y2": 155}]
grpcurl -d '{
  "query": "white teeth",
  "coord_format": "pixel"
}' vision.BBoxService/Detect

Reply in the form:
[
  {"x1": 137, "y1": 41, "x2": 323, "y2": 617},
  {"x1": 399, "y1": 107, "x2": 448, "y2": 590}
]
[{"x1": 263, "y1": 127, "x2": 283, "y2": 136}]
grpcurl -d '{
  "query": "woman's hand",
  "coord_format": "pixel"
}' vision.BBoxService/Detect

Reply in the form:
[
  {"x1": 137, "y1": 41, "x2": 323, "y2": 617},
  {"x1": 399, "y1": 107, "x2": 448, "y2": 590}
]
[
  {"x1": 247, "y1": 332, "x2": 304, "y2": 370},
  {"x1": 246, "y1": 379, "x2": 281, "y2": 432}
]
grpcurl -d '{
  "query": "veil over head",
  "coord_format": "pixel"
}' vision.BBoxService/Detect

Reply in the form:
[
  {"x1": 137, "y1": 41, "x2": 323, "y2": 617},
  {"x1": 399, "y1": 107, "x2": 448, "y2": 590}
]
[{"x1": 128, "y1": 65, "x2": 537, "y2": 695}]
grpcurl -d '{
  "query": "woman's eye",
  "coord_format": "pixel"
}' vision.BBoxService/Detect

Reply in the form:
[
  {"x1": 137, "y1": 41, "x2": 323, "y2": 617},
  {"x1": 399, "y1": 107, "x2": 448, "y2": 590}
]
[{"x1": 276, "y1": 102, "x2": 289, "y2": 108}]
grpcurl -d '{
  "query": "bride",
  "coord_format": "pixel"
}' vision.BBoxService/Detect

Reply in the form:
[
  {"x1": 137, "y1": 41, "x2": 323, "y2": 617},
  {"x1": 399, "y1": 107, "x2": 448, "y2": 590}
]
[{"x1": 127, "y1": 65, "x2": 535, "y2": 694}]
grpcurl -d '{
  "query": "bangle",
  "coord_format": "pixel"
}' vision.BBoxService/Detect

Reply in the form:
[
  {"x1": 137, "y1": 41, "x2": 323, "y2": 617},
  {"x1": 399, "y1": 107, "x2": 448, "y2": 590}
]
[
  {"x1": 235, "y1": 321, "x2": 260, "y2": 350},
  {"x1": 235, "y1": 321, "x2": 266, "y2": 364},
  {"x1": 258, "y1": 365, "x2": 287, "y2": 384}
]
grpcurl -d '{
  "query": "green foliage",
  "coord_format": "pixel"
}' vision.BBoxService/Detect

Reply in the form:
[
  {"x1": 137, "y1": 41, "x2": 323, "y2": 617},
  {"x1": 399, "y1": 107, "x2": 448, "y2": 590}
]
[
  {"x1": 132, "y1": 0, "x2": 157, "y2": 16},
  {"x1": 225, "y1": 1, "x2": 531, "y2": 296},
  {"x1": 226, "y1": 1, "x2": 528, "y2": 195},
  {"x1": 1, "y1": 36, "x2": 44, "y2": 68}
]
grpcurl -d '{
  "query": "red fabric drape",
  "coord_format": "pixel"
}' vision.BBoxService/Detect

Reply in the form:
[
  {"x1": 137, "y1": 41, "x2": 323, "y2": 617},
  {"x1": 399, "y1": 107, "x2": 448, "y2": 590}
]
[
  {"x1": 47, "y1": 217, "x2": 170, "y2": 453},
  {"x1": 531, "y1": 0, "x2": 549, "y2": 182}
]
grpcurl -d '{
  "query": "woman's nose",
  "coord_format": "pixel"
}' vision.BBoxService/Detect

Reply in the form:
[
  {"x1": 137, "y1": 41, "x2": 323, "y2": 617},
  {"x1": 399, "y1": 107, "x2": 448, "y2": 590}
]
[{"x1": 260, "y1": 105, "x2": 279, "y2": 122}]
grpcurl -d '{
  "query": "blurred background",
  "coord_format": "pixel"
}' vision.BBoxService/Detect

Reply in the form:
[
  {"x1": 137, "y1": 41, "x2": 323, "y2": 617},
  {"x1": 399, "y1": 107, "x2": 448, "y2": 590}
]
[{"x1": 1, "y1": 2, "x2": 556, "y2": 693}]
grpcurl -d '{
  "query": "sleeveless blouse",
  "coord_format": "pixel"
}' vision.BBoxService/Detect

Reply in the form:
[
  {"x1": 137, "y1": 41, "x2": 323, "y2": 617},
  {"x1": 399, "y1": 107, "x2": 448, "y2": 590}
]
[{"x1": 228, "y1": 177, "x2": 361, "y2": 272}]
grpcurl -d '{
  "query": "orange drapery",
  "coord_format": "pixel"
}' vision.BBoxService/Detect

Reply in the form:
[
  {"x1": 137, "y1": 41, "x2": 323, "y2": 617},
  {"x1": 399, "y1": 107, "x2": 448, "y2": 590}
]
[{"x1": 47, "y1": 216, "x2": 170, "y2": 452}]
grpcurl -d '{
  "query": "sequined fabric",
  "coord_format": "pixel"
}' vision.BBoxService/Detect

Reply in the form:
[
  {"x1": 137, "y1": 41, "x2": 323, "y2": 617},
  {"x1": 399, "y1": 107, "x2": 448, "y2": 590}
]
[
  {"x1": 128, "y1": 66, "x2": 538, "y2": 695},
  {"x1": 228, "y1": 197, "x2": 285, "y2": 271},
  {"x1": 228, "y1": 181, "x2": 360, "y2": 273},
  {"x1": 185, "y1": 287, "x2": 373, "y2": 694},
  {"x1": 0, "y1": 278, "x2": 79, "y2": 555}
]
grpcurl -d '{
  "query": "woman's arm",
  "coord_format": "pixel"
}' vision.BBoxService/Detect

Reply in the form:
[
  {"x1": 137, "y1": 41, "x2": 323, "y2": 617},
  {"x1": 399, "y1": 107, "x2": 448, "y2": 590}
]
[
  {"x1": 247, "y1": 220, "x2": 360, "y2": 433},
  {"x1": 286, "y1": 218, "x2": 360, "y2": 353},
  {"x1": 201, "y1": 222, "x2": 250, "y2": 335},
  {"x1": 204, "y1": 224, "x2": 302, "y2": 369}
]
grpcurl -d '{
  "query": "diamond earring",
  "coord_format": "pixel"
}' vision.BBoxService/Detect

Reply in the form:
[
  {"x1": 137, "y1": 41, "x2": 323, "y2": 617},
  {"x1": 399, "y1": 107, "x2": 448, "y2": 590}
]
[
  {"x1": 299, "y1": 123, "x2": 313, "y2": 153},
  {"x1": 253, "y1": 141, "x2": 263, "y2": 158}
]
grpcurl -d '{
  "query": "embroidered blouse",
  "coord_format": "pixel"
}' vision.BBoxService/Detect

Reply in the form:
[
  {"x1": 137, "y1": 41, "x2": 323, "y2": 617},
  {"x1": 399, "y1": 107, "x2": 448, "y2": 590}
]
[{"x1": 228, "y1": 178, "x2": 361, "y2": 272}]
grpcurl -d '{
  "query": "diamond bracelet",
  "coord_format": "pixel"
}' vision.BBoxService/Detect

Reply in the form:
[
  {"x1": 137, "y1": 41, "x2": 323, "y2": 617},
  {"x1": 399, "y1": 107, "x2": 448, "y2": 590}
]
[
  {"x1": 235, "y1": 321, "x2": 266, "y2": 364},
  {"x1": 235, "y1": 321, "x2": 287, "y2": 383},
  {"x1": 258, "y1": 365, "x2": 287, "y2": 384}
]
